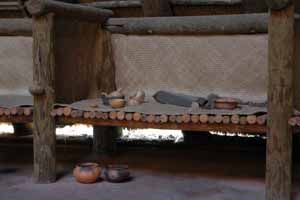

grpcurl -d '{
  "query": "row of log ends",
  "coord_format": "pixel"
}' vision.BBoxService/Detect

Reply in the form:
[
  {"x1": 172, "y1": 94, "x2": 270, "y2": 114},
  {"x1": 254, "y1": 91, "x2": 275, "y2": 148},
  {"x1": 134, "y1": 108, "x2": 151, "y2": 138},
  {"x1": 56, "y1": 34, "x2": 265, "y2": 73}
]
[
  {"x1": 51, "y1": 107, "x2": 268, "y2": 125},
  {"x1": 0, "y1": 106, "x2": 33, "y2": 116}
]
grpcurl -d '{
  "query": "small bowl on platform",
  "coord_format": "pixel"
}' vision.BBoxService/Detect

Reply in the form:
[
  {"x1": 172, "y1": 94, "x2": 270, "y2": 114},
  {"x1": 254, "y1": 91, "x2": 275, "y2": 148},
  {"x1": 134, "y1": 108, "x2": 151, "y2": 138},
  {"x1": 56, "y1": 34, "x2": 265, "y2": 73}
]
[
  {"x1": 104, "y1": 165, "x2": 131, "y2": 183},
  {"x1": 73, "y1": 162, "x2": 101, "y2": 184},
  {"x1": 214, "y1": 98, "x2": 239, "y2": 110},
  {"x1": 109, "y1": 99, "x2": 126, "y2": 109}
]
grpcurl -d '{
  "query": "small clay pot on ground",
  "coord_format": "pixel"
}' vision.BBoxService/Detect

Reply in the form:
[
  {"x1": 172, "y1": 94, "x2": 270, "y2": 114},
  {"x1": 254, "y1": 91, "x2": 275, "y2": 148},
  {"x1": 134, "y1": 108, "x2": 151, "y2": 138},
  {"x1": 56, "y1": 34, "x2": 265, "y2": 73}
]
[
  {"x1": 104, "y1": 165, "x2": 131, "y2": 183},
  {"x1": 73, "y1": 162, "x2": 101, "y2": 184}
]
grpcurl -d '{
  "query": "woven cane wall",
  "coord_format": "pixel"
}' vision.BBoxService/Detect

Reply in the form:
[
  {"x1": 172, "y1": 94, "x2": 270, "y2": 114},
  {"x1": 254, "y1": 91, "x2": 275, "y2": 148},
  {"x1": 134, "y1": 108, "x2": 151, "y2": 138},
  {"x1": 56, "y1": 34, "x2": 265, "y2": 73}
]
[
  {"x1": 0, "y1": 37, "x2": 32, "y2": 95},
  {"x1": 112, "y1": 34, "x2": 268, "y2": 102}
]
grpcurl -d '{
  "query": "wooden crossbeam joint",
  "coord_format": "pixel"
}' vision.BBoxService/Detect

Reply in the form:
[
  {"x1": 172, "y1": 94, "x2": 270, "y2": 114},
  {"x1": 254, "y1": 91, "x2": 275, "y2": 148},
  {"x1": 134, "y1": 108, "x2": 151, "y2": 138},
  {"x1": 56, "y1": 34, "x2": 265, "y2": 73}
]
[{"x1": 25, "y1": 0, "x2": 113, "y2": 23}]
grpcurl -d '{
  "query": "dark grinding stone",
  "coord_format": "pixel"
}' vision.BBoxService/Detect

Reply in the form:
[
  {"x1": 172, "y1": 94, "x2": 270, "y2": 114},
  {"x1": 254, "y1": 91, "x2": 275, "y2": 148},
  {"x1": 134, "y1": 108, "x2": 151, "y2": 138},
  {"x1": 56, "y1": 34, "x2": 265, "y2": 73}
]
[{"x1": 153, "y1": 91, "x2": 207, "y2": 108}]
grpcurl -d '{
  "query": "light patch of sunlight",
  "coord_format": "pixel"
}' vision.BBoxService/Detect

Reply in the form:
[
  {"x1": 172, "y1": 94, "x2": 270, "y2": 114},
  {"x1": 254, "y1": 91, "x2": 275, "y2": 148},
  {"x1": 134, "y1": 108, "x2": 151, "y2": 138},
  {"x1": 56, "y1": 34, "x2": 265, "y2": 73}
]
[
  {"x1": 0, "y1": 123, "x2": 14, "y2": 134},
  {"x1": 122, "y1": 128, "x2": 184, "y2": 142},
  {"x1": 56, "y1": 124, "x2": 93, "y2": 137},
  {"x1": 211, "y1": 131, "x2": 264, "y2": 138}
]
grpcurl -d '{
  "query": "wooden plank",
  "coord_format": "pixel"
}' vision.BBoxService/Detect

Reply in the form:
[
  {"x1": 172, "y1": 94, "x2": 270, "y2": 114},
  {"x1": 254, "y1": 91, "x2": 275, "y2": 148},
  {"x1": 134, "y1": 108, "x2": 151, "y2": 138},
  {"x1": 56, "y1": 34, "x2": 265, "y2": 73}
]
[
  {"x1": 32, "y1": 14, "x2": 56, "y2": 183},
  {"x1": 266, "y1": 4, "x2": 294, "y2": 200},
  {"x1": 142, "y1": 0, "x2": 173, "y2": 16},
  {"x1": 0, "y1": 19, "x2": 31, "y2": 36},
  {"x1": 105, "y1": 14, "x2": 268, "y2": 35},
  {"x1": 25, "y1": 0, "x2": 113, "y2": 23},
  {"x1": 57, "y1": 117, "x2": 267, "y2": 133}
]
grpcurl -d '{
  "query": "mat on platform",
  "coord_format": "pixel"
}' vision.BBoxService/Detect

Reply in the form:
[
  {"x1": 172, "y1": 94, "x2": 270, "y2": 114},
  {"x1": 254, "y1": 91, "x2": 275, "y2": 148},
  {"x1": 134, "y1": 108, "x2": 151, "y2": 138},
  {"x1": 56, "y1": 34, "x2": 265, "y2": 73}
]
[
  {"x1": 0, "y1": 95, "x2": 32, "y2": 108},
  {"x1": 67, "y1": 97, "x2": 267, "y2": 116}
]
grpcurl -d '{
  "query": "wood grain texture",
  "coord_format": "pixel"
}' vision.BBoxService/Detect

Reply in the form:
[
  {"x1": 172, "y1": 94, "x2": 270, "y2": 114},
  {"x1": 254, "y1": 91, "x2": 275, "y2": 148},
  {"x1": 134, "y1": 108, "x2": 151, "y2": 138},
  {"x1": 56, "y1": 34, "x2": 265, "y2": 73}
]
[
  {"x1": 25, "y1": 0, "x2": 113, "y2": 23},
  {"x1": 32, "y1": 14, "x2": 56, "y2": 183},
  {"x1": 142, "y1": 0, "x2": 172, "y2": 16},
  {"x1": 0, "y1": 18, "x2": 32, "y2": 36},
  {"x1": 105, "y1": 14, "x2": 268, "y2": 35},
  {"x1": 266, "y1": 5, "x2": 294, "y2": 200}
]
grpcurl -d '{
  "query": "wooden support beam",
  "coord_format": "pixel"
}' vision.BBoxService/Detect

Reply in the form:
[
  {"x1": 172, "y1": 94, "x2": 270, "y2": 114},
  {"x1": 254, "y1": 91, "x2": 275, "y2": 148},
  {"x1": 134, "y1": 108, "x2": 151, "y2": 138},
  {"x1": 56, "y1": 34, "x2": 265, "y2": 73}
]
[
  {"x1": 142, "y1": 0, "x2": 173, "y2": 16},
  {"x1": 0, "y1": 19, "x2": 32, "y2": 36},
  {"x1": 266, "y1": 4, "x2": 294, "y2": 200},
  {"x1": 32, "y1": 14, "x2": 56, "y2": 183},
  {"x1": 25, "y1": 0, "x2": 113, "y2": 23},
  {"x1": 105, "y1": 14, "x2": 268, "y2": 35}
]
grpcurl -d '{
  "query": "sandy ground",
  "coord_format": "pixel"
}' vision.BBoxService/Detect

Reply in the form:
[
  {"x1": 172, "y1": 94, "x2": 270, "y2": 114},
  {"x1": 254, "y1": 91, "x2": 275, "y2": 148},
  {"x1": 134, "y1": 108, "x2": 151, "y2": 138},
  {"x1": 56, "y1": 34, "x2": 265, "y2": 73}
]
[{"x1": 0, "y1": 137, "x2": 300, "y2": 200}]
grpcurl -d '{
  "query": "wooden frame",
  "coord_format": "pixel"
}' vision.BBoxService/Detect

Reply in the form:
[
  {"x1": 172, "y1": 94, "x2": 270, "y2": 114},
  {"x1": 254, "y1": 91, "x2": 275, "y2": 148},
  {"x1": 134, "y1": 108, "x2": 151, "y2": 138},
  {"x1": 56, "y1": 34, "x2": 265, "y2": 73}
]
[{"x1": 22, "y1": 1, "x2": 296, "y2": 199}]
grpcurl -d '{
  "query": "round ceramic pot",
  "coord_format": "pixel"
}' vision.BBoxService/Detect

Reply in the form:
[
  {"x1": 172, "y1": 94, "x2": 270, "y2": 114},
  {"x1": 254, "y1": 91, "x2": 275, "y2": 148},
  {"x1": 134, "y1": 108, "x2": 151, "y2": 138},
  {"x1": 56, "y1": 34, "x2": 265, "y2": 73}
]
[
  {"x1": 73, "y1": 162, "x2": 101, "y2": 184},
  {"x1": 104, "y1": 165, "x2": 130, "y2": 183},
  {"x1": 214, "y1": 98, "x2": 239, "y2": 110}
]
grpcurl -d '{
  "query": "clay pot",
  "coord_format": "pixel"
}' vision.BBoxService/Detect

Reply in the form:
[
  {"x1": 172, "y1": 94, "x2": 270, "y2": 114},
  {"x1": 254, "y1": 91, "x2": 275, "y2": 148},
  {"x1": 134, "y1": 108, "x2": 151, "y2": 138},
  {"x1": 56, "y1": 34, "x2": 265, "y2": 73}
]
[
  {"x1": 214, "y1": 98, "x2": 239, "y2": 110},
  {"x1": 128, "y1": 90, "x2": 145, "y2": 106},
  {"x1": 109, "y1": 99, "x2": 126, "y2": 109},
  {"x1": 73, "y1": 163, "x2": 101, "y2": 184},
  {"x1": 104, "y1": 165, "x2": 130, "y2": 183},
  {"x1": 107, "y1": 88, "x2": 125, "y2": 99}
]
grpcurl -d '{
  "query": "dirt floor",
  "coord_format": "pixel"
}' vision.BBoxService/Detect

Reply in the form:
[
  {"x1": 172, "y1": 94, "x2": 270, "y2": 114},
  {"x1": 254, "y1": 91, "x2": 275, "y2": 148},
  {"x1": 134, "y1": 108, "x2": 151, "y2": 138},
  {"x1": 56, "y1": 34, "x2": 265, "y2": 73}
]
[{"x1": 0, "y1": 134, "x2": 300, "y2": 200}]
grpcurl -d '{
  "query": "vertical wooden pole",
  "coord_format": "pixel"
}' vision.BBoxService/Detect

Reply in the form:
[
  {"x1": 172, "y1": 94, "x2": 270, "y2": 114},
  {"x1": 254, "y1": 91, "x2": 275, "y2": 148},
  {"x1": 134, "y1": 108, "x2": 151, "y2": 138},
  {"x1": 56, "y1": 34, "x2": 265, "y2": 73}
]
[
  {"x1": 93, "y1": 29, "x2": 118, "y2": 154},
  {"x1": 266, "y1": 4, "x2": 294, "y2": 200},
  {"x1": 93, "y1": 126, "x2": 119, "y2": 154},
  {"x1": 32, "y1": 13, "x2": 56, "y2": 183},
  {"x1": 142, "y1": 0, "x2": 173, "y2": 17}
]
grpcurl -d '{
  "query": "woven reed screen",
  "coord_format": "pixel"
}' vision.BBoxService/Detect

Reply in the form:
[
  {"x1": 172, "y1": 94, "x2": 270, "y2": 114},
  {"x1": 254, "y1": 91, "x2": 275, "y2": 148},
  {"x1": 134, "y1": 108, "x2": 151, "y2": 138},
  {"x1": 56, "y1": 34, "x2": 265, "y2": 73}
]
[
  {"x1": 112, "y1": 34, "x2": 268, "y2": 102},
  {"x1": 0, "y1": 37, "x2": 32, "y2": 95}
]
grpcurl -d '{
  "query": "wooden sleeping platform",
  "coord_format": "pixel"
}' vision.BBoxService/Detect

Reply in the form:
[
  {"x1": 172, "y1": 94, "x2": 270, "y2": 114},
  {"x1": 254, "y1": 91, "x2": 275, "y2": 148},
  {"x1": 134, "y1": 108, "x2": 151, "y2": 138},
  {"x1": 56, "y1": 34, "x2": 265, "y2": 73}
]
[{"x1": 0, "y1": 0, "x2": 297, "y2": 199}]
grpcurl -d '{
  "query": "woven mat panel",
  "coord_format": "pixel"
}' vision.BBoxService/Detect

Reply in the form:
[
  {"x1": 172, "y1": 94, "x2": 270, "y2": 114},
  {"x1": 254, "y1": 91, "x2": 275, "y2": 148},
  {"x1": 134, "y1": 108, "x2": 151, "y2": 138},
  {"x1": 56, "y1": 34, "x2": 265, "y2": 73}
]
[
  {"x1": 112, "y1": 34, "x2": 268, "y2": 102},
  {"x1": 0, "y1": 37, "x2": 32, "y2": 95}
]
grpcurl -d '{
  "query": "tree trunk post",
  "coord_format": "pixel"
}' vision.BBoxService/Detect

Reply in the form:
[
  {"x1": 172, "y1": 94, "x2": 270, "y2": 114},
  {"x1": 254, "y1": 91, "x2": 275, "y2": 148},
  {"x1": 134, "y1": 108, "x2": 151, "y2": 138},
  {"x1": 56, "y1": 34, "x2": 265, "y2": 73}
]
[
  {"x1": 266, "y1": 4, "x2": 294, "y2": 200},
  {"x1": 32, "y1": 13, "x2": 56, "y2": 183},
  {"x1": 92, "y1": 29, "x2": 118, "y2": 154}
]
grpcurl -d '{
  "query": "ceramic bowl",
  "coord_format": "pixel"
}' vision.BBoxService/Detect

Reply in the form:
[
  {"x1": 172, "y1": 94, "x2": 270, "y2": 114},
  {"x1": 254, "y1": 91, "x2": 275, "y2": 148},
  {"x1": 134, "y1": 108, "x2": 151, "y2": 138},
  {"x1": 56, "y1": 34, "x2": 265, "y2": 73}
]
[
  {"x1": 104, "y1": 165, "x2": 130, "y2": 183},
  {"x1": 73, "y1": 162, "x2": 101, "y2": 184},
  {"x1": 109, "y1": 99, "x2": 126, "y2": 109},
  {"x1": 214, "y1": 98, "x2": 239, "y2": 110}
]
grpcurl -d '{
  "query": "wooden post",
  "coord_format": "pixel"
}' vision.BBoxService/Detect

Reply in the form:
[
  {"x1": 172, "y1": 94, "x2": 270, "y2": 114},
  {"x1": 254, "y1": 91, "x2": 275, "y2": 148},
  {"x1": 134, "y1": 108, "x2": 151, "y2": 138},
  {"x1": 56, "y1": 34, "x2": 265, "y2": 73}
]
[
  {"x1": 266, "y1": 4, "x2": 294, "y2": 200},
  {"x1": 142, "y1": 0, "x2": 173, "y2": 16},
  {"x1": 32, "y1": 14, "x2": 56, "y2": 183},
  {"x1": 93, "y1": 126, "x2": 119, "y2": 154},
  {"x1": 92, "y1": 28, "x2": 118, "y2": 154}
]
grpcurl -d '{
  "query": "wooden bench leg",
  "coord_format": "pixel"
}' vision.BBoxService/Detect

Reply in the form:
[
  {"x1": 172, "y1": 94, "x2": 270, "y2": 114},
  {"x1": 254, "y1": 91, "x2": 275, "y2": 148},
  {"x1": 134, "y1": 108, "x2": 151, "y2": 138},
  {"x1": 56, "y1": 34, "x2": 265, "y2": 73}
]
[
  {"x1": 32, "y1": 13, "x2": 56, "y2": 183},
  {"x1": 13, "y1": 123, "x2": 33, "y2": 137},
  {"x1": 93, "y1": 126, "x2": 119, "y2": 154}
]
